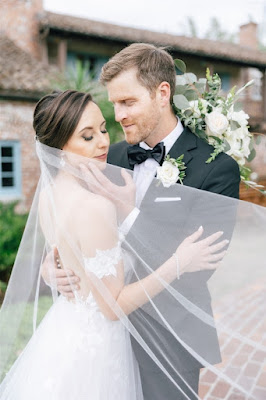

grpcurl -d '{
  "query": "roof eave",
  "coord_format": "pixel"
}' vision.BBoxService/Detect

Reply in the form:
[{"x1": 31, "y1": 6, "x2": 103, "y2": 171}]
[{"x1": 42, "y1": 26, "x2": 266, "y2": 69}]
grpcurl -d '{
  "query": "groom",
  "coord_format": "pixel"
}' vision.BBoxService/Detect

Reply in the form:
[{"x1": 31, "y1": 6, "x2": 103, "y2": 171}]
[
  {"x1": 101, "y1": 43, "x2": 240, "y2": 399},
  {"x1": 43, "y1": 43, "x2": 240, "y2": 399},
  {"x1": 103, "y1": 43, "x2": 240, "y2": 200}
]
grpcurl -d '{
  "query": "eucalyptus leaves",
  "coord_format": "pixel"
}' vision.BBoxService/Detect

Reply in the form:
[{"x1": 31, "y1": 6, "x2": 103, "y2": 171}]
[{"x1": 173, "y1": 60, "x2": 264, "y2": 193}]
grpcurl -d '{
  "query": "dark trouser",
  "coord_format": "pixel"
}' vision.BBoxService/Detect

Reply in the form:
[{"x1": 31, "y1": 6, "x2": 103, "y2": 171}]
[
  {"x1": 129, "y1": 313, "x2": 201, "y2": 400},
  {"x1": 138, "y1": 361, "x2": 199, "y2": 400}
]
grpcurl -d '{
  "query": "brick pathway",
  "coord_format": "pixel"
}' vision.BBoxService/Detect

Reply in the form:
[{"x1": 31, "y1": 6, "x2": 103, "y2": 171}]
[{"x1": 199, "y1": 283, "x2": 266, "y2": 399}]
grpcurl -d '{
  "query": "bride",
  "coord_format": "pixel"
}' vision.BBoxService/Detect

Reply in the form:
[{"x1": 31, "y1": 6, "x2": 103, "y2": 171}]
[{"x1": 0, "y1": 90, "x2": 263, "y2": 400}]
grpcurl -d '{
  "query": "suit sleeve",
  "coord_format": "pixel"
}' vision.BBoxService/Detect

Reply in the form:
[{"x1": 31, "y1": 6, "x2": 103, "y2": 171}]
[{"x1": 200, "y1": 155, "x2": 241, "y2": 199}]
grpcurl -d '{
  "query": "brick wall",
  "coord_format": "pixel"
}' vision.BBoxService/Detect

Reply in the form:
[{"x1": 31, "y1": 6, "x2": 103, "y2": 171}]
[
  {"x1": 239, "y1": 22, "x2": 258, "y2": 49},
  {"x1": 0, "y1": 100, "x2": 40, "y2": 212},
  {"x1": 0, "y1": 0, "x2": 44, "y2": 60}
]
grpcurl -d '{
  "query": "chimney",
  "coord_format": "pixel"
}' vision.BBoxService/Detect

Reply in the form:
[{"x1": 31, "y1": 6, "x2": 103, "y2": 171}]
[
  {"x1": 239, "y1": 22, "x2": 258, "y2": 49},
  {"x1": 0, "y1": 0, "x2": 44, "y2": 60}
]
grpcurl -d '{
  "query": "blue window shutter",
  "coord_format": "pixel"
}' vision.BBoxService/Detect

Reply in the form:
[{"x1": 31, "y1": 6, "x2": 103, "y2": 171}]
[{"x1": 0, "y1": 141, "x2": 21, "y2": 198}]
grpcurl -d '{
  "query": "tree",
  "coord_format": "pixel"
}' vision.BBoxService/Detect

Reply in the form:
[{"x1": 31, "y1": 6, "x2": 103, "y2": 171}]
[{"x1": 183, "y1": 16, "x2": 236, "y2": 43}]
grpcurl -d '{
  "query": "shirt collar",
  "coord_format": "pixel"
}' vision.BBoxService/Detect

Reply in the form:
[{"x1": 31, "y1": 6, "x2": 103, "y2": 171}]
[{"x1": 140, "y1": 118, "x2": 184, "y2": 154}]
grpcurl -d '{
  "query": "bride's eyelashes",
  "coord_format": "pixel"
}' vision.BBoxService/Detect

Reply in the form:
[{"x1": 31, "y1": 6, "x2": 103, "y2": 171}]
[
  {"x1": 82, "y1": 135, "x2": 93, "y2": 141},
  {"x1": 82, "y1": 130, "x2": 108, "y2": 141}
]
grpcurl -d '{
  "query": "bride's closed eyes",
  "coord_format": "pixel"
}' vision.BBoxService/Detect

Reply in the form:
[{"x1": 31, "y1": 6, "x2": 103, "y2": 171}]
[{"x1": 82, "y1": 129, "x2": 108, "y2": 142}]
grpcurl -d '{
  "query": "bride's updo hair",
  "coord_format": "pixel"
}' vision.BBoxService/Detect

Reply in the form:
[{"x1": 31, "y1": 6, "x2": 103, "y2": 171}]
[{"x1": 33, "y1": 90, "x2": 93, "y2": 149}]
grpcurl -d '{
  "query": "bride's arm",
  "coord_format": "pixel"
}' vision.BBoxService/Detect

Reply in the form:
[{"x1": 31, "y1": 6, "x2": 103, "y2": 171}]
[{"x1": 76, "y1": 195, "x2": 228, "y2": 321}]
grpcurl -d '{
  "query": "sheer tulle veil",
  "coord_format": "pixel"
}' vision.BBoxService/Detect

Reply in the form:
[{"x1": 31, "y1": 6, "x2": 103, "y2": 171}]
[{"x1": 0, "y1": 141, "x2": 265, "y2": 399}]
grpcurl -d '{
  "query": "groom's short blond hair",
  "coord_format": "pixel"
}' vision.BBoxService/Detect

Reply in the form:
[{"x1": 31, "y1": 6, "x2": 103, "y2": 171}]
[{"x1": 100, "y1": 43, "x2": 176, "y2": 103}]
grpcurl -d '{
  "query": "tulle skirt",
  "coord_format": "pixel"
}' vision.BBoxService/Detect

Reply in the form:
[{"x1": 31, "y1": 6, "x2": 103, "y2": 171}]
[{"x1": 0, "y1": 295, "x2": 143, "y2": 400}]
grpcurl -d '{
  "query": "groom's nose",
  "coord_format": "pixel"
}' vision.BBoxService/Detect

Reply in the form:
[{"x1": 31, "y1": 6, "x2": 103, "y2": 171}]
[{"x1": 114, "y1": 105, "x2": 127, "y2": 122}]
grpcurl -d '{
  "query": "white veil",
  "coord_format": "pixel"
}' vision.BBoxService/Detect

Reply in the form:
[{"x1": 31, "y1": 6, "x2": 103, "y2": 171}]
[{"x1": 0, "y1": 141, "x2": 265, "y2": 399}]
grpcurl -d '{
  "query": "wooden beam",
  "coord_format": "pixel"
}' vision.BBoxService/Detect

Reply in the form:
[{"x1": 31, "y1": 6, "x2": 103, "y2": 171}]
[
  {"x1": 57, "y1": 40, "x2": 67, "y2": 71},
  {"x1": 262, "y1": 68, "x2": 266, "y2": 121}
]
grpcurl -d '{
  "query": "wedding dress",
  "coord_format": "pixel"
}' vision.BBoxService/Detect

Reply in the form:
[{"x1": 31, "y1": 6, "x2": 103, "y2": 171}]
[{"x1": 0, "y1": 241, "x2": 143, "y2": 400}]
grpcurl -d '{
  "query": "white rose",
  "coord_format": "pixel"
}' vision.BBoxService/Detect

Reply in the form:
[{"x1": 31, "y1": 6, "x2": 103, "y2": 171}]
[
  {"x1": 231, "y1": 110, "x2": 249, "y2": 127},
  {"x1": 205, "y1": 111, "x2": 229, "y2": 138},
  {"x1": 157, "y1": 161, "x2": 180, "y2": 188}
]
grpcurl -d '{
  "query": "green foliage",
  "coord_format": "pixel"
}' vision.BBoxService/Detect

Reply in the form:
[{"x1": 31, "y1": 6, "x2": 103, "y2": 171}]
[
  {"x1": 240, "y1": 165, "x2": 252, "y2": 181},
  {"x1": 205, "y1": 68, "x2": 222, "y2": 105},
  {"x1": 95, "y1": 91, "x2": 124, "y2": 144},
  {"x1": 175, "y1": 59, "x2": 187, "y2": 74},
  {"x1": 0, "y1": 202, "x2": 28, "y2": 290},
  {"x1": 204, "y1": 17, "x2": 236, "y2": 43},
  {"x1": 206, "y1": 139, "x2": 227, "y2": 164},
  {"x1": 52, "y1": 60, "x2": 98, "y2": 94},
  {"x1": 51, "y1": 60, "x2": 123, "y2": 144},
  {"x1": 186, "y1": 16, "x2": 198, "y2": 38}
]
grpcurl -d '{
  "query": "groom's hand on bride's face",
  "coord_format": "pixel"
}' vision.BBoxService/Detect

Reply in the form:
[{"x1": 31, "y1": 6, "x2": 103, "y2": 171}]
[
  {"x1": 41, "y1": 248, "x2": 80, "y2": 299},
  {"x1": 80, "y1": 163, "x2": 136, "y2": 221}
]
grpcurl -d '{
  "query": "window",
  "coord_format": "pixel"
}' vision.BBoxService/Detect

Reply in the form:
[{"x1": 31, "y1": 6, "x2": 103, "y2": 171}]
[
  {"x1": 217, "y1": 72, "x2": 231, "y2": 93},
  {"x1": 0, "y1": 141, "x2": 21, "y2": 197},
  {"x1": 249, "y1": 68, "x2": 262, "y2": 101},
  {"x1": 67, "y1": 51, "x2": 109, "y2": 79}
]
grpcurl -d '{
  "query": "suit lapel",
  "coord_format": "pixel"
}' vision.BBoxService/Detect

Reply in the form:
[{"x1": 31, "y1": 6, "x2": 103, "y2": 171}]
[
  {"x1": 167, "y1": 127, "x2": 197, "y2": 167},
  {"x1": 120, "y1": 150, "x2": 132, "y2": 170}
]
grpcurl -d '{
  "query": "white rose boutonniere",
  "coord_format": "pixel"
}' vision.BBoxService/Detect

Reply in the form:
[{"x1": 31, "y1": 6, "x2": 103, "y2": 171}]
[{"x1": 157, "y1": 155, "x2": 186, "y2": 188}]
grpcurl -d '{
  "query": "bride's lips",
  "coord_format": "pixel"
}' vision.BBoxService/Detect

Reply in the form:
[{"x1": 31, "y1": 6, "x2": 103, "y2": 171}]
[{"x1": 93, "y1": 153, "x2": 108, "y2": 161}]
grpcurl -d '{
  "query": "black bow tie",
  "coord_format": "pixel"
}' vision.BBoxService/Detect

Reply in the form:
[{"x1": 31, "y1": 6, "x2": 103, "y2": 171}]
[{"x1": 127, "y1": 142, "x2": 165, "y2": 168}]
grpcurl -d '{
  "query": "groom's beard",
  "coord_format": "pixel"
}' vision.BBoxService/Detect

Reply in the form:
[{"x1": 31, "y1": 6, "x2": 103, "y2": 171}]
[{"x1": 120, "y1": 110, "x2": 161, "y2": 145}]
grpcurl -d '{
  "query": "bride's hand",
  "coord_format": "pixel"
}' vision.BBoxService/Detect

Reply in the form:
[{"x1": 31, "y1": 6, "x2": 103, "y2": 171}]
[
  {"x1": 41, "y1": 247, "x2": 80, "y2": 298},
  {"x1": 80, "y1": 163, "x2": 136, "y2": 222},
  {"x1": 175, "y1": 226, "x2": 229, "y2": 275}
]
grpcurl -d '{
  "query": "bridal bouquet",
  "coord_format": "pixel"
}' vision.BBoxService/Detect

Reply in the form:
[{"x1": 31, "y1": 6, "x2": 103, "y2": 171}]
[{"x1": 173, "y1": 60, "x2": 265, "y2": 193}]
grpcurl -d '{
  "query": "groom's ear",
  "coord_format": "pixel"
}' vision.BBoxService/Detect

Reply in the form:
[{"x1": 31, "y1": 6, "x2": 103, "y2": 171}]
[{"x1": 157, "y1": 81, "x2": 171, "y2": 107}]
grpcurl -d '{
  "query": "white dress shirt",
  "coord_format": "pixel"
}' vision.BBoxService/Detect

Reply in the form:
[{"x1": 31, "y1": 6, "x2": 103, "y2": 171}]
[{"x1": 120, "y1": 119, "x2": 184, "y2": 234}]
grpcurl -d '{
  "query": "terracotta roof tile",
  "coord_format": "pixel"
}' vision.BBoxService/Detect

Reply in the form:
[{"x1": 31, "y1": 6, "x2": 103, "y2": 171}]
[{"x1": 39, "y1": 11, "x2": 266, "y2": 68}]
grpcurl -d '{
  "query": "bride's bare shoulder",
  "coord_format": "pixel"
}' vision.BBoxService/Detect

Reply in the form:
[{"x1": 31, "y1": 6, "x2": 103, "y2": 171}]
[
  {"x1": 76, "y1": 186, "x2": 116, "y2": 218},
  {"x1": 38, "y1": 181, "x2": 116, "y2": 221}
]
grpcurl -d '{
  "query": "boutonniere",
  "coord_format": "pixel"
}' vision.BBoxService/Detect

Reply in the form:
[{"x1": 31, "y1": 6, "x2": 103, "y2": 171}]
[{"x1": 156, "y1": 155, "x2": 186, "y2": 188}]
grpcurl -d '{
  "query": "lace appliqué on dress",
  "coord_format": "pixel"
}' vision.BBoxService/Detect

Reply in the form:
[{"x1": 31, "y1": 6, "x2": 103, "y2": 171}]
[{"x1": 83, "y1": 233, "x2": 124, "y2": 279}]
